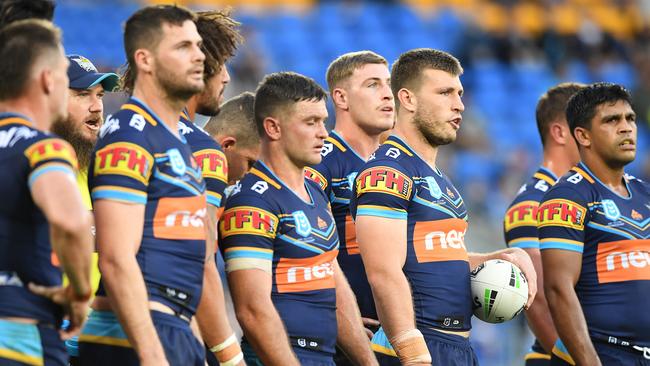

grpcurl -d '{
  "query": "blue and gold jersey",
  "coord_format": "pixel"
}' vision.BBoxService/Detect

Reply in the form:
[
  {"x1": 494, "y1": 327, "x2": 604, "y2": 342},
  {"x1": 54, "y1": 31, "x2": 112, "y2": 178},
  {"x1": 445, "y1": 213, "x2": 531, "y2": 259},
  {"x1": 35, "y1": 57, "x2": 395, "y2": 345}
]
[
  {"x1": 538, "y1": 162, "x2": 650, "y2": 347},
  {"x1": 305, "y1": 130, "x2": 376, "y2": 319},
  {"x1": 179, "y1": 112, "x2": 228, "y2": 212},
  {"x1": 0, "y1": 113, "x2": 78, "y2": 325},
  {"x1": 504, "y1": 167, "x2": 557, "y2": 249},
  {"x1": 350, "y1": 135, "x2": 472, "y2": 332},
  {"x1": 220, "y1": 161, "x2": 339, "y2": 360},
  {"x1": 503, "y1": 166, "x2": 558, "y2": 360},
  {"x1": 89, "y1": 98, "x2": 207, "y2": 317}
]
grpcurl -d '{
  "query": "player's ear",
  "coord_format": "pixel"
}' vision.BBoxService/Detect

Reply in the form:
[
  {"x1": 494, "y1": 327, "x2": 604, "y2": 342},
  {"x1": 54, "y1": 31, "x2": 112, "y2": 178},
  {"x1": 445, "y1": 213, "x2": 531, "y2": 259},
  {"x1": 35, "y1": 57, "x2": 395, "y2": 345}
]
[
  {"x1": 331, "y1": 88, "x2": 348, "y2": 110},
  {"x1": 40, "y1": 67, "x2": 54, "y2": 95},
  {"x1": 549, "y1": 122, "x2": 569, "y2": 145},
  {"x1": 134, "y1": 48, "x2": 153, "y2": 74},
  {"x1": 220, "y1": 136, "x2": 237, "y2": 150},
  {"x1": 574, "y1": 126, "x2": 591, "y2": 148},
  {"x1": 397, "y1": 88, "x2": 416, "y2": 113},
  {"x1": 263, "y1": 117, "x2": 281, "y2": 141}
]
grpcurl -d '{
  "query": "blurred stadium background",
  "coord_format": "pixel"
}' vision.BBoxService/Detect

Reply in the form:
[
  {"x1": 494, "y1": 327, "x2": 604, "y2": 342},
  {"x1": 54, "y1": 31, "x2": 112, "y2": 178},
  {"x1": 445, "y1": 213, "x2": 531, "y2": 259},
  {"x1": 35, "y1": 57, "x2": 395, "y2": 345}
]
[{"x1": 53, "y1": 0, "x2": 649, "y2": 364}]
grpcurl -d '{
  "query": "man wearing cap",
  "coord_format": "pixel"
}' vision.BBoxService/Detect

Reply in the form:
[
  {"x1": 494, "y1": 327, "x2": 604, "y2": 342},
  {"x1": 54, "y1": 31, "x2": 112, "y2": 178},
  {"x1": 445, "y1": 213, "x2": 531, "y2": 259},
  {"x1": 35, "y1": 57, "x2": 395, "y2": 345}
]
[
  {"x1": 52, "y1": 54, "x2": 119, "y2": 179},
  {"x1": 49, "y1": 53, "x2": 119, "y2": 364}
]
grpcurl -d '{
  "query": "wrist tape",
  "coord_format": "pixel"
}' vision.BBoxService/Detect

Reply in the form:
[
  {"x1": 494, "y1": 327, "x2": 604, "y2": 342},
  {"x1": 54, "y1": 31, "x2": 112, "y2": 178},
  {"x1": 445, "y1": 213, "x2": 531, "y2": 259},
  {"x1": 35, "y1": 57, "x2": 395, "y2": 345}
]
[{"x1": 390, "y1": 329, "x2": 431, "y2": 365}]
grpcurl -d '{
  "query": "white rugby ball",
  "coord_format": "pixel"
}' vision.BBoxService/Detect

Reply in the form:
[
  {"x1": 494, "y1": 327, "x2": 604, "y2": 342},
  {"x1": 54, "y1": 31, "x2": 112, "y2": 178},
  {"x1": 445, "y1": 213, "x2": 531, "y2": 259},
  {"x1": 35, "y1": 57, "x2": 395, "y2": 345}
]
[{"x1": 470, "y1": 259, "x2": 528, "y2": 323}]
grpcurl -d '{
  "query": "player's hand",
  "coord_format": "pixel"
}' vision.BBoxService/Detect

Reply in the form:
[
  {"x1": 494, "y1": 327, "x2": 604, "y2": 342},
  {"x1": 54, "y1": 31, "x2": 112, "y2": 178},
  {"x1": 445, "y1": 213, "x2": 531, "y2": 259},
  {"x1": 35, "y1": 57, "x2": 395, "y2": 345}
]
[
  {"x1": 499, "y1": 248, "x2": 537, "y2": 309},
  {"x1": 28, "y1": 283, "x2": 90, "y2": 339},
  {"x1": 361, "y1": 317, "x2": 380, "y2": 339}
]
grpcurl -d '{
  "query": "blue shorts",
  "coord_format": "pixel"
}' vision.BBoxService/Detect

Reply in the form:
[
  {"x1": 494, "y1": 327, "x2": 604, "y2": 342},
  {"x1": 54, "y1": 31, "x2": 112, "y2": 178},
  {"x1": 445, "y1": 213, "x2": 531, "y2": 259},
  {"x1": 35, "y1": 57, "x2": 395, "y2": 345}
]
[
  {"x1": 371, "y1": 326, "x2": 478, "y2": 366},
  {"x1": 241, "y1": 339, "x2": 335, "y2": 366},
  {"x1": 550, "y1": 339, "x2": 650, "y2": 366},
  {"x1": 77, "y1": 310, "x2": 204, "y2": 366},
  {"x1": 0, "y1": 319, "x2": 67, "y2": 366}
]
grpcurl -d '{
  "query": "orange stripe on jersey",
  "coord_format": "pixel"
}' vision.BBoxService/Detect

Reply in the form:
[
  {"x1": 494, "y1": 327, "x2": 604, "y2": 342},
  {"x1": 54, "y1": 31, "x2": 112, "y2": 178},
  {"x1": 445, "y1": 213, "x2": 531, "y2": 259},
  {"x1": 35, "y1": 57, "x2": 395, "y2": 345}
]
[
  {"x1": 304, "y1": 167, "x2": 328, "y2": 190},
  {"x1": 596, "y1": 239, "x2": 650, "y2": 284},
  {"x1": 344, "y1": 213, "x2": 359, "y2": 255},
  {"x1": 504, "y1": 200, "x2": 539, "y2": 231},
  {"x1": 121, "y1": 104, "x2": 158, "y2": 126},
  {"x1": 152, "y1": 195, "x2": 207, "y2": 240},
  {"x1": 276, "y1": 250, "x2": 338, "y2": 293},
  {"x1": 383, "y1": 140, "x2": 413, "y2": 156},
  {"x1": 413, "y1": 218, "x2": 469, "y2": 263},
  {"x1": 250, "y1": 168, "x2": 281, "y2": 190},
  {"x1": 533, "y1": 172, "x2": 556, "y2": 186},
  {"x1": 0, "y1": 117, "x2": 32, "y2": 128},
  {"x1": 572, "y1": 167, "x2": 595, "y2": 183},
  {"x1": 193, "y1": 148, "x2": 228, "y2": 183},
  {"x1": 326, "y1": 136, "x2": 346, "y2": 152}
]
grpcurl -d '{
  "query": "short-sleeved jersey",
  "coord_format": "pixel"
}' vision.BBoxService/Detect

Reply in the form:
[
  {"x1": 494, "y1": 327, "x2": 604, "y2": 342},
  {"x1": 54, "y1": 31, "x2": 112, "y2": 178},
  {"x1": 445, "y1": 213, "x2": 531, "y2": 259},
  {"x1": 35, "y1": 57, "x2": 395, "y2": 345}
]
[
  {"x1": 179, "y1": 112, "x2": 228, "y2": 211},
  {"x1": 220, "y1": 161, "x2": 339, "y2": 360},
  {"x1": 538, "y1": 162, "x2": 650, "y2": 346},
  {"x1": 305, "y1": 130, "x2": 376, "y2": 318},
  {"x1": 0, "y1": 113, "x2": 78, "y2": 325},
  {"x1": 350, "y1": 135, "x2": 472, "y2": 332},
  {"x1": 504, "y1": 166, "x2": 558, "y2": 249},
  {"x1": 89, "y1": 98, "x2": 207, "y2": 317}
]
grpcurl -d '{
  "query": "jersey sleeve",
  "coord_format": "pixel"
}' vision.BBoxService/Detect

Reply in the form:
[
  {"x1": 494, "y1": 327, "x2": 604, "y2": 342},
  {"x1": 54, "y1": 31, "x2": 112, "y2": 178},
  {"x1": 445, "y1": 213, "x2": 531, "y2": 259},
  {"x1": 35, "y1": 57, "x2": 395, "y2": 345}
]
[
  {"x1": 88, "y1": 114, "x2": 154, "y2": 205},
  {"x1": 24, "y1": 137, "x2": 78, "y2": 188},
  {"x1": 305, "y1": 162, "x2": 332, "y2": 198},
  {"x1": 503, "y1": 199, "x2": 541, "y2": 249},
  {"x1": 351, "y1": 160, "x2": 413, "y2": 220},
  {"x1": 537, "y1": 186, "x2": 590, "y2": 253},
  {"x1": 192, "y1": 146, "x2": 228, "y2": 208},
  {"x1": 219, "y1": 192, "x2": 279, "y2": 274}
]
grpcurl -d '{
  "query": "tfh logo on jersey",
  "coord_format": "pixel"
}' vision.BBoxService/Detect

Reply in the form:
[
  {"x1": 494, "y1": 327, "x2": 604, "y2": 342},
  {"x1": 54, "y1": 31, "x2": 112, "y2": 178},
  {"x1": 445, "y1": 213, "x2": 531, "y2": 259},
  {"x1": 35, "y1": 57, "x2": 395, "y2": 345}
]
[
  {"x1": 413, "y1": 218, "x2": 469, "y2": 263},
  {"x1": 220, "y1": 206, "x2": 278, "y2": 239},
  {"x1": 94, "y1": 142, "x2": 153, "y2": 184},
  {"x1": 505, "y1": 201, "x2": 540, "y2": 231},
  {"x1": 275, "y1": 250, "x2": 338, "y2": 293},
  {"x1": 25, "y1": 138, "x2": 77, "y2": 168},
  {"x1": 194, "y1": 149, "x2": 228, "y2": 183},
  {"x1": 304, "y1": 167, "x2": 328, "y2": 190},
  {"x1": 596, "y1": 240, "x2": 650, "y2": 284},
  {"x1": 537, "y1": 199, "x2": 587, "y2": 230},
  {"x1": 356, "y1": 166, "x2": 413, "y2": 199},
  {"x1": 153, "y1": 195, "x2": 207, "y2": 240}
]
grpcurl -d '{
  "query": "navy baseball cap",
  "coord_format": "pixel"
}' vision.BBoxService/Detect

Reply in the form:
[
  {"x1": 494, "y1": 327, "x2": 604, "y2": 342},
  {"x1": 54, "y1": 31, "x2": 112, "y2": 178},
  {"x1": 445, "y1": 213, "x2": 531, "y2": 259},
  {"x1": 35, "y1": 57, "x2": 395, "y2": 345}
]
[{"x1": 67, "y1": 54, "x2": 119, "y2": 91}]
